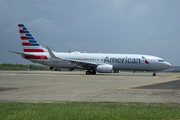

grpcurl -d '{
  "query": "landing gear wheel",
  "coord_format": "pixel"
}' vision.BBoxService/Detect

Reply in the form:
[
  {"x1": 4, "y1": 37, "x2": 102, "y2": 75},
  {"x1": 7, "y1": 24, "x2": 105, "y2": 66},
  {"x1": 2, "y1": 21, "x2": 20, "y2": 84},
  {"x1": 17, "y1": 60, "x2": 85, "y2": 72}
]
[
  {"x1": 153, "y1": 73, "x2": 156, "y2": 76},
  {"x1": 92, "y1": 70, "x2": 96, "y2": 75},
  {"x1": 86, "y1": 71, "x2": 90, "y2": 75}
]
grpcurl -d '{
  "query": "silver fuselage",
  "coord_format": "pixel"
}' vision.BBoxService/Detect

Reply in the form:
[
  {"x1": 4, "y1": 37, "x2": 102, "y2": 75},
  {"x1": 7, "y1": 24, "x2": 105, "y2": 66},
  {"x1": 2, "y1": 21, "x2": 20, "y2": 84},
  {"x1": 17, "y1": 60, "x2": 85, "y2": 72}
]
[{"x1": 26, "y1": 52, "x2": 171, "y2": 71}]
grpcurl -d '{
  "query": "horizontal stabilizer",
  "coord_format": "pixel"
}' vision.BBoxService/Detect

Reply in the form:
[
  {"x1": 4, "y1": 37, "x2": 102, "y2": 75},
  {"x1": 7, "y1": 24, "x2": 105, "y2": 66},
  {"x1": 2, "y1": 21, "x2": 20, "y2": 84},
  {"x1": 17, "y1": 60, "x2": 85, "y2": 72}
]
[{"x1": 8, "y1": 51, "x2": 32, "y2": 56}]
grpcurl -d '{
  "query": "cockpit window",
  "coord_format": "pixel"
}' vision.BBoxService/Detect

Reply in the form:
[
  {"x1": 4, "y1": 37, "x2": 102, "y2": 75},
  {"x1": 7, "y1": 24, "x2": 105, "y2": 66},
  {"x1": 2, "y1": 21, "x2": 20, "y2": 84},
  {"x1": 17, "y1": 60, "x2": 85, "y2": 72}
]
[{"x1": 158, "y1": 60, "x2": 165, "y2": 62}]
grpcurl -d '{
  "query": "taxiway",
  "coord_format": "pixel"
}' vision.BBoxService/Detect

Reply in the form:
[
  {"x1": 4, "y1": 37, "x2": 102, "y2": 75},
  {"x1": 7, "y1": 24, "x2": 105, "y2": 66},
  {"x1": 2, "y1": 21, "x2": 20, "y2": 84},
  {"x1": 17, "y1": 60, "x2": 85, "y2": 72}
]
[{"x1": 0, "y1": 71, "x2": 180, "y2": 103}]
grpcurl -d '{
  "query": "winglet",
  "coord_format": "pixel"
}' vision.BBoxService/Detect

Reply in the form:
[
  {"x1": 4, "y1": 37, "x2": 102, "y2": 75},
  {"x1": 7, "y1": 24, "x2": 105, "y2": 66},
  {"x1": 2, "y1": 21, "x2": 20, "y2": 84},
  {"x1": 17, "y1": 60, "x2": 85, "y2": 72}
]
[{"x1": 46, "y1": 46, "x2": 60, "y2": 59}]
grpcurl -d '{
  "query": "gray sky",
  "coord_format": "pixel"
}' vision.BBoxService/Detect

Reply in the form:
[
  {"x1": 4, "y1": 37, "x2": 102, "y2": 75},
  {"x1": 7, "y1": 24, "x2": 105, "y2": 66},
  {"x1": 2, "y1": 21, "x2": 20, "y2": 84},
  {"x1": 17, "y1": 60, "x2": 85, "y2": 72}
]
[{"x1": 0, "y1": 0, "x2": 180, "y2": 66}]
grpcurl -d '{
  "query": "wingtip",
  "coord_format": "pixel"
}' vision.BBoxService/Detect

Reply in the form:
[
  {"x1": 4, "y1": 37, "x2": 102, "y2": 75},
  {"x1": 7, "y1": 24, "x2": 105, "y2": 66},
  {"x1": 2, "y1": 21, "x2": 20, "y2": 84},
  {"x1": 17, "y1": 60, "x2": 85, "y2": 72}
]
[{"x1": 46, "y1": 46, "x2": 49, "y2": 49}]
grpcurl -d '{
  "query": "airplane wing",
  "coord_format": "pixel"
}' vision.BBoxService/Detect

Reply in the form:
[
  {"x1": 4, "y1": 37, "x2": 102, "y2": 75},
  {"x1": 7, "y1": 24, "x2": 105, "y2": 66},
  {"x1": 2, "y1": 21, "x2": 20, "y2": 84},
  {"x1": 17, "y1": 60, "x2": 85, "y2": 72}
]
[{"x1": 46, "y1": 46, "x2": 98, "y2": 67}]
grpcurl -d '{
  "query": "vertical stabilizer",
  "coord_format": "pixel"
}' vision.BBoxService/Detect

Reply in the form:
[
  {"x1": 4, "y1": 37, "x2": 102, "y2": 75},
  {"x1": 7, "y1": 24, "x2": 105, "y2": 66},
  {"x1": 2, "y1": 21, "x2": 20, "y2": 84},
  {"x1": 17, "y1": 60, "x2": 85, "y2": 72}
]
[{"x1": 18, "y1": 24, "x2": 47, "y2": 53}]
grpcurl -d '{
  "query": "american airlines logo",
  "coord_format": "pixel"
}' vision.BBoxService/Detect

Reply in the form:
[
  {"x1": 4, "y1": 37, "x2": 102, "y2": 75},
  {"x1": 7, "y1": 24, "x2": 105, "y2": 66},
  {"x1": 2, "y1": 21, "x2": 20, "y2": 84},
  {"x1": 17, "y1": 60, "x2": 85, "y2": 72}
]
[{"x1": 104, "y1": 56, "x2": 149, "y2": 64}]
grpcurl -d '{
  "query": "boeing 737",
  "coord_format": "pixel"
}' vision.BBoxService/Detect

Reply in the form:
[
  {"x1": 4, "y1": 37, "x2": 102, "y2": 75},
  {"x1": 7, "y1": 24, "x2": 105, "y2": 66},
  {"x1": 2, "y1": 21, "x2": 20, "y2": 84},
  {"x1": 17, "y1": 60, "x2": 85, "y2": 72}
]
[{"x1": 9, "y1": 24, "x2": 171, "y2": 76}]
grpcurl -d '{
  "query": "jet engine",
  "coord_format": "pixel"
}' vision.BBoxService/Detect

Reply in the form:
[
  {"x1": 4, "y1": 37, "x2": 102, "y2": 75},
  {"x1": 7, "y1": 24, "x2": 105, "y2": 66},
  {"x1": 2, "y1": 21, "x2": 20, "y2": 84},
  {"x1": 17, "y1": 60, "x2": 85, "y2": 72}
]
[{"x1": 96, "y1": 64, "x2": 114, "y2": 73}]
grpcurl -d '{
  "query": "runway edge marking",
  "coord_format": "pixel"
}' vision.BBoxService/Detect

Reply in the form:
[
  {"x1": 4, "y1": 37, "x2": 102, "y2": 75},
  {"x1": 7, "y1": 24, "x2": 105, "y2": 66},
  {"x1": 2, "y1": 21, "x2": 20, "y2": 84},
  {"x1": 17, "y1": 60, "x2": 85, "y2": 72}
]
[{"x1": 117, "y1": 78, "x2": 180, "y2": 89}]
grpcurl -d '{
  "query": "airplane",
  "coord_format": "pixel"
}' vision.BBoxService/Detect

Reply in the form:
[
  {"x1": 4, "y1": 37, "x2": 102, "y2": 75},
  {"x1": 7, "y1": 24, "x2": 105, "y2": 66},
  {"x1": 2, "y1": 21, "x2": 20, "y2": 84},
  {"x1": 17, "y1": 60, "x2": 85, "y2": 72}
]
[{"x1": 9, "y1": 24, "x2": 172, "y2": 76}]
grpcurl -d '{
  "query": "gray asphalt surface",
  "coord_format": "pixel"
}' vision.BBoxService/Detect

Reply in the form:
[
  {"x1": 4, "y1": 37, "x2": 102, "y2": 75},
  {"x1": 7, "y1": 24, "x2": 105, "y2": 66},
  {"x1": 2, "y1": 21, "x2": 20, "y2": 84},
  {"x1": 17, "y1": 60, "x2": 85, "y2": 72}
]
[
  {"x1": 0, "y1": 71, "x2": 180, "y2": 103},
  {"x1": 134, "y1": 80, "x2": 180, "y2": 89}
]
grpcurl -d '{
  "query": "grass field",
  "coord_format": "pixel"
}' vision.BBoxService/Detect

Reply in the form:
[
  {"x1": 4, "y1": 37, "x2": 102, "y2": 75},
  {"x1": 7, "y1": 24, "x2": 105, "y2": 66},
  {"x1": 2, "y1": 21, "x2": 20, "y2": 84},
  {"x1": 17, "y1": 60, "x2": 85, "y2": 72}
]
[{"x1": 0, "y1": 102, "x2": 180, "y2": 120}]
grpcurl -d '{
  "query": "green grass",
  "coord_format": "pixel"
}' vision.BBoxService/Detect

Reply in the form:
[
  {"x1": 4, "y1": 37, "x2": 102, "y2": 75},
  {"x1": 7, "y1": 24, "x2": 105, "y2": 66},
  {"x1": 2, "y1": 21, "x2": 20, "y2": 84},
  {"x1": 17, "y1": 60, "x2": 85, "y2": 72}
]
[
  {"x1": 0, "y1": 102, "x2": 180, "y2": 120},
  {"x1": 0, "y1": 64, "x2": 49, "y2": 70}
]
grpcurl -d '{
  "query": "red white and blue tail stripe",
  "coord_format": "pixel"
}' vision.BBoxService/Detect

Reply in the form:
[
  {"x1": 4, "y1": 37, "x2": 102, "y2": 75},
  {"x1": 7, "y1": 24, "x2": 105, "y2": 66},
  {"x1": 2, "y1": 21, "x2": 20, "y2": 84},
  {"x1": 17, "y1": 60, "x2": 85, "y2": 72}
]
[{"x1": 18, "y1": 24, "x2": 47, "y2": 53}]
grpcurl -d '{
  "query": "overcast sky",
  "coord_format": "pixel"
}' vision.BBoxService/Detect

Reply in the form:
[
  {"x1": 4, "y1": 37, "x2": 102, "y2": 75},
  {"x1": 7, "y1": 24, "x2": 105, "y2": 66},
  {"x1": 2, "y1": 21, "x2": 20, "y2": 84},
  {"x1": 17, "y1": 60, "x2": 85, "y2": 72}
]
[{"x1": 0, "y1": 0, "x2": 180, "y2": 66}]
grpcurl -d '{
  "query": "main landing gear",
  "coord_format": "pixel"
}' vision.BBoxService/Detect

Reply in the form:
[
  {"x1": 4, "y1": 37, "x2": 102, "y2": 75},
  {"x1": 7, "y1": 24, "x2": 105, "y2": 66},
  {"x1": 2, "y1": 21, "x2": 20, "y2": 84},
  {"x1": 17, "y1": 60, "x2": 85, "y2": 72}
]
[
  {"x1": 86, "y1": 70, "x2": 96, "y2": 75},
  {"x1": 153, "y1": 72, "x2": 156, "y2": 76}
]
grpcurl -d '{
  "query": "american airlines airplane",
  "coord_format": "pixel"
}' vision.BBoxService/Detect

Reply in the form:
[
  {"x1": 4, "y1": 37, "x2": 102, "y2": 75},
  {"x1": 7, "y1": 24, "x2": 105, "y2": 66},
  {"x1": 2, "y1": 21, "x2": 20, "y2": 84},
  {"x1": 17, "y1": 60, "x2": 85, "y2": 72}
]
[{"x1": 9, "y1": 24, "x2": 171, "y2": 76}]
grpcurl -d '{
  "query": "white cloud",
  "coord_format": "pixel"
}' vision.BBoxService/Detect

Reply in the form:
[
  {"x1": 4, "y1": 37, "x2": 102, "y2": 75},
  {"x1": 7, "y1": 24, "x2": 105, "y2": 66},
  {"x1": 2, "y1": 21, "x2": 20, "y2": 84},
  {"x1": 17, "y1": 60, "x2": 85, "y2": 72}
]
[
  {"x1": 130, "y1": 4, "x2": 148, "y2": 15},
  {"x1": 34, "y1": 3, "x2": 61, "y2": 13},
  {"x1": 0, "y1": 0, "x2": 21, "y2": 23},
  {"x1": 105, "y1": 0, "x2": 127, "y2": 14},
  {"x1": 29, "y1": 18, "x2": 62, "y2": 35},
  {"x1": 25, "y1": 18, "x2": 62, "y2": 46},
  {"x1": 28, "y1": 18, "x2": 56, "y2": 32}
]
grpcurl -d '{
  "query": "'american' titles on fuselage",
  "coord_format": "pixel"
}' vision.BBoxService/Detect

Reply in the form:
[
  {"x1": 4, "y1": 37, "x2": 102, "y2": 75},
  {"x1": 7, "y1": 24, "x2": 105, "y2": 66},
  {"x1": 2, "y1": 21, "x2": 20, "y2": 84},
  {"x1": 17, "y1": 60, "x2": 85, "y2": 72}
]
[{"x1": 104, "y1": 57, "x2": 141, "y2": 64}]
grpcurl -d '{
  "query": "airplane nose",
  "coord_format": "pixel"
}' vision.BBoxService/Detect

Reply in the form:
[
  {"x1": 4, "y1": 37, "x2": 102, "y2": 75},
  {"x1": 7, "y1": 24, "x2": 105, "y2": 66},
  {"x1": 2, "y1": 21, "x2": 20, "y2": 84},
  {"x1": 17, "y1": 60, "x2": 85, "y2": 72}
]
[{"x1": 165, "y1": 62, "x2": 172, "y2": 69}]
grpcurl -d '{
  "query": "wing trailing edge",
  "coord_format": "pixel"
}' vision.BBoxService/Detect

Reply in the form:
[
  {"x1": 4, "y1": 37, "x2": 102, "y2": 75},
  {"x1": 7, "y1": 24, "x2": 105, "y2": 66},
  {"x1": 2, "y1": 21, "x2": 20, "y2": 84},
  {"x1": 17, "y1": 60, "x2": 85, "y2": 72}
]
[{"x1": 46, "y1": 46, "x2": 98, "y2": 66}]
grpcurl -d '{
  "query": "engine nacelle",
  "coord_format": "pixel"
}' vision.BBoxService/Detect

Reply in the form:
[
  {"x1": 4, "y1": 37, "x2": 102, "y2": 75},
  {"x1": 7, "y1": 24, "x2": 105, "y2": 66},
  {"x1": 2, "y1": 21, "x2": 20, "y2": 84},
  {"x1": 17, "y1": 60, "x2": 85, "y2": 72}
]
[{"x1": 96, "y1": 64, "x2": 114, "y2": 73}]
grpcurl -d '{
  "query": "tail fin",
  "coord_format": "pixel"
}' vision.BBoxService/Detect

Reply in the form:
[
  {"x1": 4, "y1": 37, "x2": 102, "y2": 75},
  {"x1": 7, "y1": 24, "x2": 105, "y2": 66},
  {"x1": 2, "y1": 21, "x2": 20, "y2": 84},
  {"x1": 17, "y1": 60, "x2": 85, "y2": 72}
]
[{"x1": 18, "y1": 24, "x2": 47, "y2": 53}]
